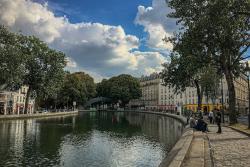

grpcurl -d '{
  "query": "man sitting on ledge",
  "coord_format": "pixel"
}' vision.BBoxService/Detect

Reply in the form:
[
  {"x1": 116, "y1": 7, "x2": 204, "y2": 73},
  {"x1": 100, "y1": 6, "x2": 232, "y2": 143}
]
[{"x1": 190, "y1": 114, "x2": 208, "y2": 132}]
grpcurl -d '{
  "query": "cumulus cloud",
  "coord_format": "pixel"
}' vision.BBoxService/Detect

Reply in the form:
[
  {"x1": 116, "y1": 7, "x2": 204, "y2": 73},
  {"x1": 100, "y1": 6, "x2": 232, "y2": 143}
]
[
  {"x1": 132, "y1": 51, "x2": 167, "y2": 75},
  {"x1": 135, "y1": 0, "x2": 177, "y2": 50},
  {"x1": 0, "y1": 0, "x2": 168, "y2": 81}
]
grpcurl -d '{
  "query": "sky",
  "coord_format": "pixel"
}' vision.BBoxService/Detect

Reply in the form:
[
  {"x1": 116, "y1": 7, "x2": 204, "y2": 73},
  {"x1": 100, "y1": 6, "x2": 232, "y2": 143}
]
[{"x1": 0, "y1": 0, "x2": 177, "y2": 82}]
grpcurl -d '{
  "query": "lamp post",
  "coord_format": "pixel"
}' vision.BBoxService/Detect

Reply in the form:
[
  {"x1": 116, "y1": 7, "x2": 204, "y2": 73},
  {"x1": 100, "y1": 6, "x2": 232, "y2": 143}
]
[
  {"x1": 221, "y1": 77, "x2": 225, "y2": 123},
  {"x1": 246, "y1": 62, "x2": 250, "y2": 129}
]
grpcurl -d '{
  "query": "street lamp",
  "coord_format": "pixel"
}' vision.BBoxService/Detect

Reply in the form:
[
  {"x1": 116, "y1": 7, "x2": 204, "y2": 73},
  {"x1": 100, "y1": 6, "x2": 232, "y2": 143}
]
[
  {"x1": 246, "y1": 62, "x2": 250, "y2": 129},
  {"x1": 221, "y1": 77, "x2": 225, "y2": 123}
]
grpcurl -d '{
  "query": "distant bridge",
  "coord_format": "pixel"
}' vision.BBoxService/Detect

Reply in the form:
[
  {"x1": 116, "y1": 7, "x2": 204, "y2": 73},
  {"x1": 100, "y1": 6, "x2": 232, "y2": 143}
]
[{"x1": 84, "y1": 97, "x2": 112, "y2": 108}]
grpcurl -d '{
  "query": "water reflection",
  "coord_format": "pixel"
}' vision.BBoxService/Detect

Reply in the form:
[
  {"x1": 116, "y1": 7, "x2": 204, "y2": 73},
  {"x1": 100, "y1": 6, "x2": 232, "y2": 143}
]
[{"x1": 0, "y1": 111, "x2": 183, "y2": 167}]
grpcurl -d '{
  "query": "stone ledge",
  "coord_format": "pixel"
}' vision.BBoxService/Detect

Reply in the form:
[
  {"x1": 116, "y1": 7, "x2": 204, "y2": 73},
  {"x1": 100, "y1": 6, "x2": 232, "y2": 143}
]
[
  {"x1": 123, "y1": 110, "x2": 187, "y2": 125},
  {"x1": 226, "y1": 124, "x2": 250, "y2": 137},
  {"x1": 159, "y1": 128, "x2": 194, "y2": 167},
  {"x1": 82, "y1": 110, "x2": 188, "y2": 125},
  {"x1": 0, "y1": 111, "x2": 78, "y2": 120}
]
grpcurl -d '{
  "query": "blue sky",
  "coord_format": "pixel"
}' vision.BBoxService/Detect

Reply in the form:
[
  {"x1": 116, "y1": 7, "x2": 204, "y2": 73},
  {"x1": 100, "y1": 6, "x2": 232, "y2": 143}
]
[
  {"x1": 0, "y1": 0, "x2": 249, "y2": 82},
  {"x1": 41, "y1": 0, "x2": 154, "y2": 51},
  {"x1": 0, "y1": 0, "x2": 175, "y2": 81},
  {"x1": 45, "y1": 0, "x2": 151, "y2": 34}
]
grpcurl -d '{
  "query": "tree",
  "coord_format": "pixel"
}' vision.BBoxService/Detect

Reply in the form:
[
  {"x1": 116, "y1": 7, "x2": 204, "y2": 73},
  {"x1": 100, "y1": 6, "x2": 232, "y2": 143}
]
[
  {"x1": 167, "y1": 0, "x2": 250, "y2": 124},
  {"x1": 200, "y1": 66, "x2": 221, "y2": 104},
  {"x1": 0, "y1": 26, "x2": 25, "y2": 89},
  {"x1": 20, "y1": 35, "x2": 66, "y2": 113},
  {"x1": 96, "y1": 79, "x2": 110, "y2": 97},
  {"x1": 0, "y1": 26, "x2": 66, "y2": 113},
  {"x1": 162, "y1": 25, "x2": 211, "y2": 110},
  {"x1": 162, "y1": 54, "x2": 210, "y2": 110},
  {"x1": 96, "y1": 74, "x2": 141, "y2": 106},
  {"x1": 57, "y1": 72, "x2": 96, "y2": 108}
]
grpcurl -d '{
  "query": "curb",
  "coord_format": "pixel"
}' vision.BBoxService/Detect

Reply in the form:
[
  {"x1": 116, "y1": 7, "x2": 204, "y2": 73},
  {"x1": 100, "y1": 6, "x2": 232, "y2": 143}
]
[
  {"x1": 0, "y1": 111, "x2": 79, "y2": 120},
  {"x1": 225, "y1": 125, "x2": 250, "y2": 137},
  {"x1": 159, "y1": 128, "x2": 193, "y2": 167}
]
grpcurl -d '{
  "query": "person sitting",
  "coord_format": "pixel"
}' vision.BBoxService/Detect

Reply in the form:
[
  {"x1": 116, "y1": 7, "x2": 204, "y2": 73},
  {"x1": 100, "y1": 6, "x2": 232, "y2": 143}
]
[
  {"x1": 189, "y1": 115, "x2": 196, "y2": 128},
  {"x1": 194, "y1": 117, "x2": 208, "y2": 132}
]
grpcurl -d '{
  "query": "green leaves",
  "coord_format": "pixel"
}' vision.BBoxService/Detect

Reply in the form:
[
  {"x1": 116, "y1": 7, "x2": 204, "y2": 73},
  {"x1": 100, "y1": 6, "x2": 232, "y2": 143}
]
[
  {"x1": 58, "y1": 72, "x2": 96, "y2": 107},
  {"x1": 0, "y1": 26, "x2": 26, "y2": 89},
  {"x1": 0, "y1": 25, "x2": 67, "y2": 112},
  {"x1": 165, "y1": 0, "x2": 249, "y2": 123},
  {"x1": 97, "y1": 74, "x2": 141, "y2": 106}
]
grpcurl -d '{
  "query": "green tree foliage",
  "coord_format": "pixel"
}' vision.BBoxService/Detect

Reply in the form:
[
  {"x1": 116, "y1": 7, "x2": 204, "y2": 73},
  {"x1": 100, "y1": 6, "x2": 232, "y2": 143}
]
[
  {"x1": 200, "y1": 66, "x2": 221, "y2": 104},
  {"x1": 0, "y1": 26, "x2": 66, "y2": 113},
  {"x1": 20, "y1": 36, "x2": 66, "y2": 113},
  {"x1": 57, "y1": 72, "x2": 96, "y2": 108},
  {"x1": 0, "y1": 26, "x2": 26, "y2": 89},
  {"x1": 162, "y1": 53, "x2": 212, "y2": 110},
  {"x1": 97, "y1": 74, "x2": 141, "y2": 106},
  {"x1": 166, "y1": 0, "x2": 250, "y2": 124}
]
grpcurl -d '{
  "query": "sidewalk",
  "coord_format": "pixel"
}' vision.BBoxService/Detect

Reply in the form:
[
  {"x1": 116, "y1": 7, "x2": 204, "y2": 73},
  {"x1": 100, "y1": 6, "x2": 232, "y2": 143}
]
[
  {"x1": 207, "y1": 125, "x2": 250, "y2": 167},
  {"x1": 182, "y1": 125, "x2": 250, "y2": 167}
]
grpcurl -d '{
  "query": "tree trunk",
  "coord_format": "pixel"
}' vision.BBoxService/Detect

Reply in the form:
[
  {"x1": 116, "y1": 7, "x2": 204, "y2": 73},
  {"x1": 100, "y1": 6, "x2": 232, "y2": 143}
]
[
  {"x1": 194, "y1": 79, "x2": 202, "y2": 111},
  {"x1": 24, "y1": 87, "x2": 32, "y2": 114},
  {"x1": 224, "y1": 67, "x2": 237, "y2": 124}
]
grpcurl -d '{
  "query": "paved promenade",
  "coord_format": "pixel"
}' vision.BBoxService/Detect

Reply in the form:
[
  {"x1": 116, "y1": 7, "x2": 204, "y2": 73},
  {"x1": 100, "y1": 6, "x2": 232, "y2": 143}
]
[
  {"x1": 207, "y1": 125, "x2": 250, "y2": 167},
  {"x1": 180, "y1": 125, "x2": 250, "y2": 167}
]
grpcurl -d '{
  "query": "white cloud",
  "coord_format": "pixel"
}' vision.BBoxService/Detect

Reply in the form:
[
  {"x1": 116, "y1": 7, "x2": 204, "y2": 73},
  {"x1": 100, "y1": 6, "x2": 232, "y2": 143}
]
[
  {"x1": 135, "y1": 0, "x2": 176, "y2": 50},
  {"x1": 0, "y1": 0, "x2": 65, "y2": 43},
  {"x1": 0, "y1": 0, "x2": 169, "y2": 81}
]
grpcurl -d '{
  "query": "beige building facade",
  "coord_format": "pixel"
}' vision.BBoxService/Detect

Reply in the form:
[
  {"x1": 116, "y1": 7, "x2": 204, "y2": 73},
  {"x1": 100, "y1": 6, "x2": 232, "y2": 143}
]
[
  {"x1": 140, "y1": 73, "x2": 161, "y2": 110},
  {"x1": 0, "y1": 86, "x2": 35, "y2": 115},
  {"x1": 139, "y1": 73, "x2": 249, "y2": 114}
]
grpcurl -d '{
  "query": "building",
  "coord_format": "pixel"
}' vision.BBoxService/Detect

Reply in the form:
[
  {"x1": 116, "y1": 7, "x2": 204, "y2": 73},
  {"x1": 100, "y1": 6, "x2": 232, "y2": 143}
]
[
  {"x1": 0, "y1": 86, "x2": 35, "y2": 115},
  {"x1": 140, "y1": 73, "x2": 161, "y2": 110},
  {"x1": 139, "y1": 73, "x2": 249, "y2": 114}
]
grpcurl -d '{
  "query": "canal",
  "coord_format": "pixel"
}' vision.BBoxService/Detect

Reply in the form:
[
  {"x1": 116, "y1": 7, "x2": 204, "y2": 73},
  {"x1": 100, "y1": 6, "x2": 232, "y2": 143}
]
[{"x1": 0, "y1": 111, "x2": 184, "y2": 167}]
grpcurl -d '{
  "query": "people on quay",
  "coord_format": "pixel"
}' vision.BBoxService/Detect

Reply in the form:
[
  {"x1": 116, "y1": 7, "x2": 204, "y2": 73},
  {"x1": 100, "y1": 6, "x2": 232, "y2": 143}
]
[
  {"x1": 197, "y1": 108, "x2": 203, "y2": 119},
  {"x1": 195, "y1": 116, "x2": 208, "y2": 132},
  {"x1": 189, "y1": 113, "x2": 208, "y2": 132},
  {"x1": 208, "y1": 110, "x2": 214, "y2": 124},
  {"x1": 189, "y1": 114, "x2": 196, "y2": 128},
  {"x1": 215, "y1": 109, "x2": 222, "y2": 133}
]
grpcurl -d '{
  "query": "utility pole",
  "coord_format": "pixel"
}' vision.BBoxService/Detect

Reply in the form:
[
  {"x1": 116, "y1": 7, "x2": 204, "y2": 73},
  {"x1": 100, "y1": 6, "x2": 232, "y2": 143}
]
[
  {"x1": 221, "y1": 77, "x2": 225, "y2": 123},
  {"x1": 246, "y1": 62, "x2": 250, "y2": 129}
]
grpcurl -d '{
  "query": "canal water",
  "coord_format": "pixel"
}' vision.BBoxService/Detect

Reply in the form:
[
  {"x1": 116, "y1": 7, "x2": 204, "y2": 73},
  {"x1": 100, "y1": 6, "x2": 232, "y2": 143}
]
[{"x1": 0, "y1": 111, "x2": 184, "y2": 167}]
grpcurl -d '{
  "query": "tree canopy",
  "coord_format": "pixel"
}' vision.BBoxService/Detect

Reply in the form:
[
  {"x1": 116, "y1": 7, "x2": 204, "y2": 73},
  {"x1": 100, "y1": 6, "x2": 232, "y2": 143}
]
[
  {"x1": 0, "y1": 26, "x2": 26, "y2": 89},
  {"x1": 59, "y1": 72, "x2": 96, "y2": 107},
  {"x1": 165, "y1": 0, "x2": 250, "y2": 123},
  {"x1": 97, "y1": 74, "x2": 141, "y2": 106},
  {"x1": 0, "y1": 25, "x2": 66, "y2": 113}
]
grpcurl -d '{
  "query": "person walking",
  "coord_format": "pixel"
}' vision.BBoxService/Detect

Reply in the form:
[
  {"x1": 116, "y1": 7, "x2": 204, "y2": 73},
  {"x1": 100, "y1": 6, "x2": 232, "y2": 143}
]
[
  {"x1": 208, "y1": 110, "x2": 214, "y2": 124},
  {"x1": 215, "y1": 110, "x2": 222, "y2": 133}
]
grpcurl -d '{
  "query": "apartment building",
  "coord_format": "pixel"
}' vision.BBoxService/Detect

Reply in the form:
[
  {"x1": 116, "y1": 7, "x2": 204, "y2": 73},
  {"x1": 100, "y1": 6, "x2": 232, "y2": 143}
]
[
  {"x1": 140, "y1": 73, "x2": 161, "y2": 110},
  {"x1": 0, "y1": 86, "x2": 35, "y2": 115},
  {"x1": 139, "y1": 73, "x2": 249, "y2": 114}
]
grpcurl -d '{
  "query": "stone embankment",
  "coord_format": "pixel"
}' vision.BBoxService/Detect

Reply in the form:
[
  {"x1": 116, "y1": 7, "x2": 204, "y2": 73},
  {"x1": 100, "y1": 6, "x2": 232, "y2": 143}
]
[
  {"x1": 0, "y1": 111, "x2": 78, "y2": 120},
  {"x1": 162, "y1": 123, "x2": 250, "y2": 167}
]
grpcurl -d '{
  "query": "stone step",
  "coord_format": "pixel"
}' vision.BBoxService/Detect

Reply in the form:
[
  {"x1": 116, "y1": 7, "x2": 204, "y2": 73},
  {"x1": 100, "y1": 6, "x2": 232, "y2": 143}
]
[{"x1": 181, "y1": 131, "x2": 206, "y2": 167}]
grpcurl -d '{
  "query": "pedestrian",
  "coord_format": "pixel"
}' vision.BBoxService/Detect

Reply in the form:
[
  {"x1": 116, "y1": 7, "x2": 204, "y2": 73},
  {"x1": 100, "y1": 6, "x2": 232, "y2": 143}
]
[
  {"x1": 197, "y1": 108, "x2": 203, "y2": 119},
  {"x1": 215, "y1": 110, "x2": 222, "y2": 133},
  {"x1": 208, "y1": 110, "x2": 214, "y2": 124},
  {"x1": 189, "y1": 115, "x2": 196, "y2": 128}
]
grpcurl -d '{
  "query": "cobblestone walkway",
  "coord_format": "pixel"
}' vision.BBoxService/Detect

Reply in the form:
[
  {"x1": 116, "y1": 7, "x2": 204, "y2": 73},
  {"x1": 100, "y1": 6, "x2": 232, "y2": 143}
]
[{"x1": 207, "y1": 125, "x2": 250, "y2": 167}]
